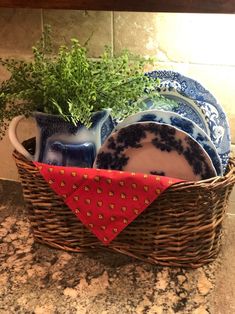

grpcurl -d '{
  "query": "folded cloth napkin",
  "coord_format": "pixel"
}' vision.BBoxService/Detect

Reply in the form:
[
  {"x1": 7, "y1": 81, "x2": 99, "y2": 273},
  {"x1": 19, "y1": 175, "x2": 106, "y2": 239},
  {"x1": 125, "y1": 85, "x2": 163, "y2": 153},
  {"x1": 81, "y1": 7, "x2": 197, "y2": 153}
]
[{"x1": 34, "y1": 162, "x2": 183, "y2": 244}]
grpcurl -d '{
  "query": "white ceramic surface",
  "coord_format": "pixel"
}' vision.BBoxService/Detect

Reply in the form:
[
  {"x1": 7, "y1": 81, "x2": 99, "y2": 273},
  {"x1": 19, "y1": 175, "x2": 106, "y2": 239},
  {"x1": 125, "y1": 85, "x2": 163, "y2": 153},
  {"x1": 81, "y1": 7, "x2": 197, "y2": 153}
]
[
  {"x1": 146, "y1": 70, "x2": 231, "y2": 173},
  {"x1": 115, "y1": 109, "x2": 223, "y2": 176},
  {"x1": 8, "y1": 110, "x2": 114, "y2": 168},
  {"x1": 94, "y1": 122, "x2": 217, "y2": 181}
]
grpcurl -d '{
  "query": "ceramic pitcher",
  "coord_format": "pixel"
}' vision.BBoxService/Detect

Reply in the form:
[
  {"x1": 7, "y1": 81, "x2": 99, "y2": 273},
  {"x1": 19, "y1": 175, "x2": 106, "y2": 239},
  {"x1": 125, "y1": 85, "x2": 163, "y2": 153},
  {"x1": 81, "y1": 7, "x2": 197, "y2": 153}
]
[{"x1": 9, "y1": 109, "x2": 114, "y2": 168}]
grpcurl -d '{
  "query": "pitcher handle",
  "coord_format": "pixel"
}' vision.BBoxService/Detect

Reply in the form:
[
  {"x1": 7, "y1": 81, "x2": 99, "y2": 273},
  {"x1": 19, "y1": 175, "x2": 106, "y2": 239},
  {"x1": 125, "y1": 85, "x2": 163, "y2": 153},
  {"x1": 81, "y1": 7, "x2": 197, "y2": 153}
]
[{"x1": 8, "y1": 115, "x2": 34, "y2": 161}]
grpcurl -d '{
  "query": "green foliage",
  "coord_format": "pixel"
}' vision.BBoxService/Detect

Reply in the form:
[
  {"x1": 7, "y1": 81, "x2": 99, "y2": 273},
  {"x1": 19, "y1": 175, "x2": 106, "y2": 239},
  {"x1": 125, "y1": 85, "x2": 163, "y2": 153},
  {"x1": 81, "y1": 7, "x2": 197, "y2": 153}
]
[{"x1": 0, "y1": 26, "x2": 177, "y2": 139}]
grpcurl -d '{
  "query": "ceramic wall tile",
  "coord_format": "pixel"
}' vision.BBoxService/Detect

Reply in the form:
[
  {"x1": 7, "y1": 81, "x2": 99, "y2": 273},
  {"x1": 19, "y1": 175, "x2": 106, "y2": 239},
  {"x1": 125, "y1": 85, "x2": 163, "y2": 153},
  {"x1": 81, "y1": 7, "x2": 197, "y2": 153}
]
[
  {"x1": 0, "y1": 8, "x2": 42, "y2": 56},
  {"x1": 114, "y1": 13, "x2": 235, "y2": 66},
  {"x1": 114, "y1": 12, "x2": 196, "y2": 63},
  {"x1": 0, "y1": 119, "x2": 36, "y2": 180},
  {"x1": 0, "y1": 55, "x2": 33, "y2": 84},
  {"x1": 183, "y1": 13, "x2": 235, "y2": 66},
  {"x1": 229, "y1": 117, "x2": 235, "y2": 145},
  {"x1": 148, "y1": 13, "x2": 235, "y2": 65},
  {"x1": 113, "y1": 12, "x2": 161, "y2": 58},
  {"x1": 43, "y1": 10, "x2": 112, "y2": 57},
  {"x1": 0, "y1": 65, "x2": 10, "y2": 82},
  {"x1": 144, "y1": 61, "x2": 190, "y2": 74}
]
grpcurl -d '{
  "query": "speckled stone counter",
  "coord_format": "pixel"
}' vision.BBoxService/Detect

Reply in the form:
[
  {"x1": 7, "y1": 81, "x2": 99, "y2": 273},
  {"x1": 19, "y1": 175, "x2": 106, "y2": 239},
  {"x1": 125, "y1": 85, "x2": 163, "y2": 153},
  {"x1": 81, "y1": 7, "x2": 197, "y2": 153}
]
[{"x1": 0, "y1": 181, "x2": 235, "y2": 314}]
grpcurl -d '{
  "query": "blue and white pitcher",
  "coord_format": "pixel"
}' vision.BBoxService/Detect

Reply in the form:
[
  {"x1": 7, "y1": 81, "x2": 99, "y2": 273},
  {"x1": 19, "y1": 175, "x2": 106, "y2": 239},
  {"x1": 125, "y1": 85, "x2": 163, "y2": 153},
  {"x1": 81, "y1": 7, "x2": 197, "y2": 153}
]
[{"x1": 9, "y1": 109, "x2": 114, "y2": 168}]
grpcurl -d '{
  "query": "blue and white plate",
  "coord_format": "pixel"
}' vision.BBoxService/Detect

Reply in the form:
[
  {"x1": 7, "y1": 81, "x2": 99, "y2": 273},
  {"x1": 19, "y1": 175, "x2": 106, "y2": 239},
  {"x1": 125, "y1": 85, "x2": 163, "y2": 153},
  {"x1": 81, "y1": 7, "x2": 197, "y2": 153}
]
[
  {"x1": 115, "y1": 109, "x2": 223, "y2": 176},
  {"x1": 94, "y1": 122, "x2": 217, "y2": 181},
  {"x1": 146, "y1": 70, "x2": 231, "y2": 173}
]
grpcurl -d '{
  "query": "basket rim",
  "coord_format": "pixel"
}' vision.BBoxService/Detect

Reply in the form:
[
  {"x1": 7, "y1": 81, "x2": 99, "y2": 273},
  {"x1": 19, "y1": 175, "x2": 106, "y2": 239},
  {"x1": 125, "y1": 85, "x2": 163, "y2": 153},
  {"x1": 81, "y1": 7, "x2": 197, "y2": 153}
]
[{"x1": 12, "y1": 137, "x2": 235, "y2": 189}]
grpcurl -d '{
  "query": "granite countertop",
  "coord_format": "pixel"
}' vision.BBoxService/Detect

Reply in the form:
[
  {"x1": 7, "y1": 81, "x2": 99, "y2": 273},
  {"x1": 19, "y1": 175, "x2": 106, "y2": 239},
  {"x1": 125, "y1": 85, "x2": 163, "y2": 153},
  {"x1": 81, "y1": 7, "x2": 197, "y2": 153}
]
[{"x1": 0, "y1": 180, "x2": 235, "y2": 314}]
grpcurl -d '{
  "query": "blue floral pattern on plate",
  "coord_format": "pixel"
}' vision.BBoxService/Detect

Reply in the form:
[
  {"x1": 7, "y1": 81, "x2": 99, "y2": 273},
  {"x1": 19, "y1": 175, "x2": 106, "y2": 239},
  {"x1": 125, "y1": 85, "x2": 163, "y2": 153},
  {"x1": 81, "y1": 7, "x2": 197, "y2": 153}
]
[
  {"x1": 94, "y1": 122, "x2": 217, "y2": 181},
  {"x1": 115, "y1": 109, "x2": 223, "y2": 176},
  {"x1": 146, "y1": 70, "x2": 231, "y2": 173}
]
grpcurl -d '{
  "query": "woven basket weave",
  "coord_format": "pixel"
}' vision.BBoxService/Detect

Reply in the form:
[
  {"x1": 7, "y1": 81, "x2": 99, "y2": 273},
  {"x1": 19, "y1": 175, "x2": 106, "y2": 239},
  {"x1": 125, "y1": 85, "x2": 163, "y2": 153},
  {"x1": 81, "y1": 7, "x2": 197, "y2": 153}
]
[{"x1": 13, "y1": 138, "x2": 235, "y2": 268}]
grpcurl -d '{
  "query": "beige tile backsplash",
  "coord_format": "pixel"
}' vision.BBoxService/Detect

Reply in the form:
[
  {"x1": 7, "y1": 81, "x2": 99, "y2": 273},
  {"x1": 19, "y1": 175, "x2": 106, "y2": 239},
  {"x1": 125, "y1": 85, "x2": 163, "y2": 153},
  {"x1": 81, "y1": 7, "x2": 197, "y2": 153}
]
[
  {"x1": 0, "y1": 9, "x2": 42, "y2": 56},
  {"x1": 43, "y1": 10, "x2": 112, "y2": 57},
  {"x1": 0, "y1": 9, "x2": 234, "y2": 180},
  {"x1": 114, "y1": 12, "x2": 159, "y2": 56}
]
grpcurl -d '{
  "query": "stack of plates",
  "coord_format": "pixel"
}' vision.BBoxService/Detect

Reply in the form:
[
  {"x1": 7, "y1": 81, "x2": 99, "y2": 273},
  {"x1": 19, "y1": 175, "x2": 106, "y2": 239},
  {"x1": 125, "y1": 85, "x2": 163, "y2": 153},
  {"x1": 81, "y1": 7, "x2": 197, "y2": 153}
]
[{"x1": 93, "y1": 70, "x2": 231, "y2": 181}]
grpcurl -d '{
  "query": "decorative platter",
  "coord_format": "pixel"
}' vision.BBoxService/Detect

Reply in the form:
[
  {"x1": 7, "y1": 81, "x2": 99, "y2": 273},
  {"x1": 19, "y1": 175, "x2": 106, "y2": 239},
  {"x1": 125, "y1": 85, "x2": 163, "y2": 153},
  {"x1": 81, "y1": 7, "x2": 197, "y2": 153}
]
[
  {"x1": 115, "y1": 109, "x2": 222, "y2": 176},
  {"x1": 94, "y1": 122, "x2": 217, "y2": 181},
  {"x1": 146, "y1": 70, "x2": 231, "y2": 173}
]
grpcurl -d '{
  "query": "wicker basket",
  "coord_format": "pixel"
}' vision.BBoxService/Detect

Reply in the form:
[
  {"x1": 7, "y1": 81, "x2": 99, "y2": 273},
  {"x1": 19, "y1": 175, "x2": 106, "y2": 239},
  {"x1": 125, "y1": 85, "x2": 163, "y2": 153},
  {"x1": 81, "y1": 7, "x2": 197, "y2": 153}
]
[{"x1": 13, "y1": 138, "x2": 235, "y2": 268}]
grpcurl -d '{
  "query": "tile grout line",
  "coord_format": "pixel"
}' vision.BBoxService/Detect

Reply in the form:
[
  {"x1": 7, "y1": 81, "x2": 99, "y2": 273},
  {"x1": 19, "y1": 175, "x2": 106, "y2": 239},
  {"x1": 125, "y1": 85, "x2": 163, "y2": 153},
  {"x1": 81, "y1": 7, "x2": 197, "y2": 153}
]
[
  {"x1": 156, "y1": 60, "x2": 235, "y2": 68},
  {"x1": 111, "y1": 11, "x2": 115, "y2": 57},
  {"x1": 40, "y1": 8, "x2": 44, "y2": 35}
]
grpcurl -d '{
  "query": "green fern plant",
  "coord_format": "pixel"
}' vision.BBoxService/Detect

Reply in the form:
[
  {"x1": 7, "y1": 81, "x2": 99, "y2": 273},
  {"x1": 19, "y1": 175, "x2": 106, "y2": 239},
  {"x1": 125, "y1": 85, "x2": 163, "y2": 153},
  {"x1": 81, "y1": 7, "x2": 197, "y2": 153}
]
[{"x1": 0, "y1": 26, "x2": 177, "y2": 139}]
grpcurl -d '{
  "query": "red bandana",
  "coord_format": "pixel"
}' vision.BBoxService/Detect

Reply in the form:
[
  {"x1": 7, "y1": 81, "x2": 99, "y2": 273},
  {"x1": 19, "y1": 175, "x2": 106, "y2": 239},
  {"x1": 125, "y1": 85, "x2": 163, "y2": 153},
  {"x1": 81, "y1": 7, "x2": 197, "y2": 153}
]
[{"x1": 34, "y1": 162, "x2": 183, "y2": 244}]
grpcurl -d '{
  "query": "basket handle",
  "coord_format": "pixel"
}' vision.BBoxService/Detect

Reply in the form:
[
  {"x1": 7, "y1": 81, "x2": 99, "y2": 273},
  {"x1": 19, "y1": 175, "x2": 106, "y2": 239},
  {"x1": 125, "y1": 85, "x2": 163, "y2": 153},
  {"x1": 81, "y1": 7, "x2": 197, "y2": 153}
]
[{"x1": 8, "y1": 115, "x2": 34, "y2": 161}]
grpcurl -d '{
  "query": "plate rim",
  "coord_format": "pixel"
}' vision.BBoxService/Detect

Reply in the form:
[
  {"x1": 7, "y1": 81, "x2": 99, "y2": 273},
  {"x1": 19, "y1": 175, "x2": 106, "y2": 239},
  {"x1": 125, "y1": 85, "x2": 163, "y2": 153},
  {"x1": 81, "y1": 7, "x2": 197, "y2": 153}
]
[
  {"x1": 94, "y1": 121, "x2": 217, "y2": 180},
  {"x1": 146, "y1": 69, "x2": 231, "y2": 171},
  {"x1": 115, "y1": 108, "x2": 223, "y2": 176}
]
